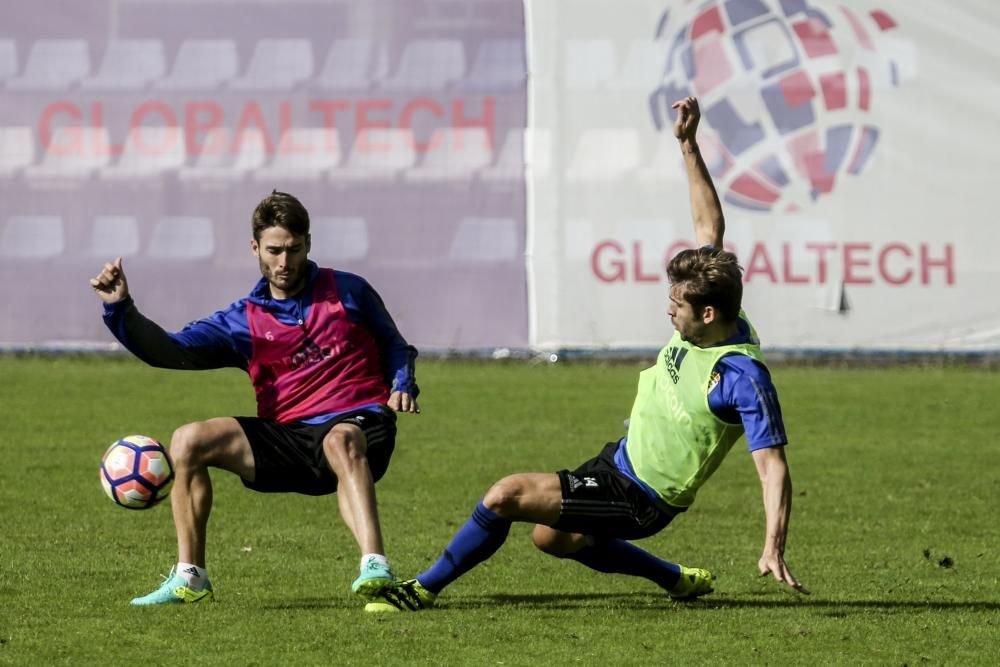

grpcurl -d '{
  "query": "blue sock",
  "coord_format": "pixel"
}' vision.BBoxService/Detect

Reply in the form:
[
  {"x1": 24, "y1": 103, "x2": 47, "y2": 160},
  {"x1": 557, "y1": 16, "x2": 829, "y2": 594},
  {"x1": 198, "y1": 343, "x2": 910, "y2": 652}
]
[
  {"x1": 567, "y1": 538, "x2": 681, "y2": 590},
  {"x1": 417, "y1": 501, "x2": 512, "y2": 594}
]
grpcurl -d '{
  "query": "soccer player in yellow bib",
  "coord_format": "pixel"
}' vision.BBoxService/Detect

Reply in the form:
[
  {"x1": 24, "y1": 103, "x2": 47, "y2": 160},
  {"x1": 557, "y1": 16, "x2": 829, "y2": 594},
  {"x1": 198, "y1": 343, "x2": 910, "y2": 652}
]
[{"x1": 368, "y1": 97, "x2": 805, "y2": 612}]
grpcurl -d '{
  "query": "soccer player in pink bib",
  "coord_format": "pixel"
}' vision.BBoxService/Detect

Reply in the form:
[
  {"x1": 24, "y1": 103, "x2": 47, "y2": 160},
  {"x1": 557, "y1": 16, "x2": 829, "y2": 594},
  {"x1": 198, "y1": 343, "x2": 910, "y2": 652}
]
[{"x1": 90, "y1": 191, "x2": 419, "y2": 606}]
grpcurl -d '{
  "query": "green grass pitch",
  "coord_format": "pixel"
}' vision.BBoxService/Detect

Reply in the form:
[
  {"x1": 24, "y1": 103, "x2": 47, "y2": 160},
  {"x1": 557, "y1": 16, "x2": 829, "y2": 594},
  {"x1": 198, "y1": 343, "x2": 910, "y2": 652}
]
[{"x1": 1, "y1": 355, "x2": 997, "y2": 665}]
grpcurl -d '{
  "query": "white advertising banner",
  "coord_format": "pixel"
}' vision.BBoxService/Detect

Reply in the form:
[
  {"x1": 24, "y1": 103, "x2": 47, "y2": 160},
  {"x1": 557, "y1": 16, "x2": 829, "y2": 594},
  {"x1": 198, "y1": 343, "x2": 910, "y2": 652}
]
[{"x1": 526, "y1": 0, "x2": 998, "y2": 351}]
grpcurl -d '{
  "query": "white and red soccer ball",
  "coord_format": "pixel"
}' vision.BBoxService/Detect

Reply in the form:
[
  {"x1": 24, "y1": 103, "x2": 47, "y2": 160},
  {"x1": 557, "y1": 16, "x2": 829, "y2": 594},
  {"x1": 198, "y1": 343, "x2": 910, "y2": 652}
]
[{"x1": 100, "y1": 435, "x2": 174, "y2": 509}]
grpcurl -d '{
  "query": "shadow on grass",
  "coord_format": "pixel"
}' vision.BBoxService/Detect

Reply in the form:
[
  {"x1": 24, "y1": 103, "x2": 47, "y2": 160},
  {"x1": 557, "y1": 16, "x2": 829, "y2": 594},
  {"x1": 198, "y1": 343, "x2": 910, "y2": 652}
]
[
  {"x1": 452, "y1": 592, "x2": 1000, "y2": 613},
  {"x1": 261, "y1": 592, "x2": 999, "y2": 613}
]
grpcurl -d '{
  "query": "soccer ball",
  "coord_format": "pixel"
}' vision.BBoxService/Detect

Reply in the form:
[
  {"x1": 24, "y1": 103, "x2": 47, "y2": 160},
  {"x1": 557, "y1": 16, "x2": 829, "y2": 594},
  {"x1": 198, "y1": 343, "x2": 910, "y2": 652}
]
[{"x1": 100, "y1": 435, "x2": 174, "y2": 510}]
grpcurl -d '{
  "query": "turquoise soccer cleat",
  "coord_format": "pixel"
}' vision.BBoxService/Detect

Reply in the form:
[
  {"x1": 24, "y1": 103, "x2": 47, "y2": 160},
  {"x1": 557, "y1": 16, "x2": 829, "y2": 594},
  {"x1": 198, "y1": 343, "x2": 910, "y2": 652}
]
[
  {"x1": 130, "y1": 567, "x2": 214, "y2": 606},
  {"x1": 668, "y1": 565, "x2": 716, "y2": 600},
  {"x1": 351, "y1": 557, "x2": 396, "y2": 601},
  {"x1": 364, "y1": 578, "x2": 437, "y2": 613}
]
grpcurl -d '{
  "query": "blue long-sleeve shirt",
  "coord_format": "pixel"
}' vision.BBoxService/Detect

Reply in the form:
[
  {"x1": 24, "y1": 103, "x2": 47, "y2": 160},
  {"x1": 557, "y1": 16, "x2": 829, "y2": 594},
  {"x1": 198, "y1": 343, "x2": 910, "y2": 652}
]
[{"x1": 103, "y1": 261, "x2": 418, "y2": 420}]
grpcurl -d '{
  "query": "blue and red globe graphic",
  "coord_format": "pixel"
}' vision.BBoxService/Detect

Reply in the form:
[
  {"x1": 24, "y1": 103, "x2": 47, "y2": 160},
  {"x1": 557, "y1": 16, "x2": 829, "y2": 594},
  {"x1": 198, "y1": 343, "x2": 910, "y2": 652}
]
[{"x1": 650, "y1": 0, "x2": 901, "y2": 213}]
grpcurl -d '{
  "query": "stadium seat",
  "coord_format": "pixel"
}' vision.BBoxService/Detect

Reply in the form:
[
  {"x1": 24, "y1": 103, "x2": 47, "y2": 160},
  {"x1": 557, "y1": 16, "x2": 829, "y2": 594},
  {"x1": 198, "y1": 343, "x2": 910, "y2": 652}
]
[
  {"x1": 100, "y1": 126, "x2": 185, "y2": 180},
  {"x1": 329, "y1": 128, "x2": 416, "y2": 182},
  {"x1": 80, "y1": 40, "x2": 166, "y2": 90},
  {"x1": 229, "y1": 39, "x2": 314, "y2": 91},
  {"x1": 0, "y1": 127, "x2": 35, "y2": 177},
  {"x1": 24, "y1": 127, "x2": 110, "y2": 179},
  {"x1": 154, "y1": 39, "x2": 238, "y2": 90},
  {"x1": 381, "y1": 39, "x2": 465, "y2": 91},
  {"x1": 563, "y1": 39, "x2": 617, "y2": 91},
  {"x1": 178, "y1": 127, "x2": 268, "y2": 183},
  {"x1": 565, "y1": 128, "x2": 641, "y2": 182},
  {"x1": 0, "y1": 40, "x2": 17, "y2": 83},
  {"x1": 89, "y1": 215, "x2": 140, "y2": 258},
  {"x1": 147, "y1": 216, "x2": 214, "y2": 259},
  {"x1": 309, "y1": 217, "x2": 369, "y2": 262},
  {"x1": 315, "y1": 39, "x2": 386, "y2": 90},
  {"x1": 480, "y1": 128, "x2": 551, "y2": 182},
  {"x1": 253, "y1": 128, "x2": 340, "y2": 182},
  {"x1": 6, "y1": 39, "x2": 90, "y2": 90},
  {"x1": 457, "y1": 38, "x2": 526, "y2": 91},
  {"x1": 448, "y1": 217, "x2": 519, "y2": 262},
  {"x1": 405, "y1": 127, "x2": 493, "y2": 182},
  {"x1": 0, "y1": 215, "x2": 65, "y2": 258}
]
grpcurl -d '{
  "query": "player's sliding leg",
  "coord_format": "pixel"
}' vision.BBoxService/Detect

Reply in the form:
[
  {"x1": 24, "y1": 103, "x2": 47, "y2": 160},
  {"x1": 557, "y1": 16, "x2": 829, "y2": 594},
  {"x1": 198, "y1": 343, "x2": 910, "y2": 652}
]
[
  {"x1": 365, "y1": 473, "x2": 560, "y2": 612},
  {"x1": 322, "y1": 423, "x2": 395, "y2": 600},
  {"x1": 532, "y1": 526, "x2": 714, "y2": 600},
  {"x1": 130, "y1": 418, "x2": 253, "y2": 605}
]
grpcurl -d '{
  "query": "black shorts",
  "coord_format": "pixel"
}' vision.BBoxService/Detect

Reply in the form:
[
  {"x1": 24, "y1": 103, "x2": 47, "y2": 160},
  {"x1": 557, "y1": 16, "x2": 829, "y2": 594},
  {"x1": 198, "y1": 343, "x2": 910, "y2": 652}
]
[
  {"x1": 552, "y1": 441, "x2": 682, "y2": 540},
  {"x1": 236, "y1": 405, "x2": 397, "y2": 496}
]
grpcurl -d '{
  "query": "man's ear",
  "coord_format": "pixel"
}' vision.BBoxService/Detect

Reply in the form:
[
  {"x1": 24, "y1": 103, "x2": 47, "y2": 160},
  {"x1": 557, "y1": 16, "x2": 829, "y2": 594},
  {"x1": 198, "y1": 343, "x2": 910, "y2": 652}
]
[
  {"x1": 700, "y1": 304, "x2": 716, "y2": 325},
  {"x1": 250, "y1": 238, "x2": 259, "y2": 257},
  {"x1": 305, "y1": 233, "x2": 311, "y2": 253}
]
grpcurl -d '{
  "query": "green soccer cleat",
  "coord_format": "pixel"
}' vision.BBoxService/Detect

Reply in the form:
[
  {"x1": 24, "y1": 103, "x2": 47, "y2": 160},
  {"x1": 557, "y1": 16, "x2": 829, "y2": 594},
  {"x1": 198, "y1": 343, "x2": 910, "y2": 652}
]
[
  {"x1": 669, "y1": 565, "x2": 716, "y2": 600},
  {"x1": 364, "y1": 579, "x2": 436, "y2": 613},
  {"x1": 351, "y1": 556, "x2": 396, "y2": 601},
  {"x1": 130, "y1": 567, "x2": 214, "y2": 606}
]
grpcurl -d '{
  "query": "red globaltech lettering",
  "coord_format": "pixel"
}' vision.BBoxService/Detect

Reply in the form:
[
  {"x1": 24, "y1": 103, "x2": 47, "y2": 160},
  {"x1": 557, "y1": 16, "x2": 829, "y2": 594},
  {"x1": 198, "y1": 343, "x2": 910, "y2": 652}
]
[
  {"x1": 37, "y1": 97, "x2": 496, "y2": 156},
  {"x1": 591, "y1": 240, "x2": 955, "y2": 286}
]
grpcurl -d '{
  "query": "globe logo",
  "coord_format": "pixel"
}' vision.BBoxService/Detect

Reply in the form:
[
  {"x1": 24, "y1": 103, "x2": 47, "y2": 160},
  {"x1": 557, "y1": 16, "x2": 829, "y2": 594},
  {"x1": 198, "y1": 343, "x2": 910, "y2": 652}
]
[{"x1": 649, "y1": 0, "x2": 902, "y2": 213}]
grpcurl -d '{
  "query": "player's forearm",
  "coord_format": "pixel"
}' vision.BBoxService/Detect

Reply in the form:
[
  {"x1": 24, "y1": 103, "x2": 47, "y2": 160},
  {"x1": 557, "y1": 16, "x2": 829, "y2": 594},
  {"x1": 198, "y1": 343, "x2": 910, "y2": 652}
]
[
  {"x1": 760, "y1": 454, "x2": 792, "y2": 554},
  {"x1": 104, "y1": 297, "x2": 229, "y2": 370},
  {"x1": 681, "y1": 138, "x2": 725, "y2": 248}
]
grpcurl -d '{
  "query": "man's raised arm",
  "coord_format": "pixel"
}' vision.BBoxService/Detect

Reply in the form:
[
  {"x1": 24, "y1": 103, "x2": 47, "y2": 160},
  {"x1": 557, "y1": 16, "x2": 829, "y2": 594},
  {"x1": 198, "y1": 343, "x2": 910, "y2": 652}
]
[{"x1": 672, "y1": 97, "x2": 725, "y2": 249}]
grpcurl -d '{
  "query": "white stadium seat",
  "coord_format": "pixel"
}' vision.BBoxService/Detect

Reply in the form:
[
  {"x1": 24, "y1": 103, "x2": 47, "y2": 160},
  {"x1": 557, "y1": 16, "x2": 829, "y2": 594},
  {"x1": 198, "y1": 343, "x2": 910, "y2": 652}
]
[
  {"x1": 229, "y1": 39, "x2": 314, "y2": 91},
  {"x1": 89, "y1": 216, "x2": 140, "y2": 258},
  {"x1": 448, "y1": 217, "x2": 519, "y2": 262},
  {"x1": 179, "y1": 127, "x2": 268, "y2": 183},
  {"x1": 382, "y1": 39, "x2": 465, "y2": 91},
  {"x1": 329, "y1": 128, "x2": 416, "y2": 182},
  {"x1": 100, "y1": 126, "x2": 185, "y2": 180},
  {"x1": 309, "y1": 217, "x2": 369, "y2": 262},
  {"x1": 316, "y1": 39, "x2": 385, "y2": 90},
  {"x1": 0, "y1": 216, "x2": 65, "y2": 258},
  {"x1": 7, "y1": 39, "x2": 90, "y2": 90},
  {"x1": 480, "y1": 128, "x2": 551, "y2": 182},
  {"x1": 81, "y1": 40, "x2": 166, "y2": 90},
  {"x1": 458, "y1": 38, "x2": 526, "y2": 91},
  {"x1": 0, "y1": 40, "x2": 18, "y2": 83},
  {"x1": 0, "y1": 127, "x2": 35, "y2": 177},
  {"x1": 147, "y1": 216, "x2": 214, "y2": 259},
  {"x1": 25, "y1": 127, "x2": 111, "y2": 179},
  {"x1": 405, "y1": 127, "x2": 493, "y2": 182},
  {"x1": 253, "y1": 128, "x2": 340, "y2": 182},
  {"x1": 155, "y1": 40, "x2": 238, "y2": 90}
]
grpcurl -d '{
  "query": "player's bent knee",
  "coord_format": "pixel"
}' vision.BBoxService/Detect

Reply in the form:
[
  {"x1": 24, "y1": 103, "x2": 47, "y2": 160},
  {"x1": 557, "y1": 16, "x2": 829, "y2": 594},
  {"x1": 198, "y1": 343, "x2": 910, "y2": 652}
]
[
  {"x1": 168, "y1": 422, "x2": 212, "y2": 466},
  {"x1": 322, "y1": 427, "x2": 367, "y2": 465},
  {"x1": 483, "y1": 476, "x2": 528, "y2": 517}
]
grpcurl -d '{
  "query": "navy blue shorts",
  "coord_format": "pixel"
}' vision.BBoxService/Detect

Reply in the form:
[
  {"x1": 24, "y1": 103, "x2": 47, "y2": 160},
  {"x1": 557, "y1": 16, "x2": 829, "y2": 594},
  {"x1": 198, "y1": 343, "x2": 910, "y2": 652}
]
[
  {"x1": 236, "y1": 405, "x2": 397, "y2": 496},
  {"x1": 552, "y1": 441, "x2": 681, "y2": 540}
]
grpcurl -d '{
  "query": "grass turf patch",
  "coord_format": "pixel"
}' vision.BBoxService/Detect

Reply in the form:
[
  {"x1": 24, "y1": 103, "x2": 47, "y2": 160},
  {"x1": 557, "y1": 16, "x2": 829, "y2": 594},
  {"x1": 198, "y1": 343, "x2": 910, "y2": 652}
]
[{"x1": 1, "y1": 356, "x2": 998, "y2": 665}]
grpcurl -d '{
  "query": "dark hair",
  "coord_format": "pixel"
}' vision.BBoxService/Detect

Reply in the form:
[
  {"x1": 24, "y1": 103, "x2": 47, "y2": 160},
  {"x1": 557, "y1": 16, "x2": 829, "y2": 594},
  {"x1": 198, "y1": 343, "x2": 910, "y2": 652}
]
[
  {"x1": 251, "y1": 191, "x2": 310, "y2": 240},
  {"x1": 667, "y1": 247, "x2": 743, "y2": 322}
]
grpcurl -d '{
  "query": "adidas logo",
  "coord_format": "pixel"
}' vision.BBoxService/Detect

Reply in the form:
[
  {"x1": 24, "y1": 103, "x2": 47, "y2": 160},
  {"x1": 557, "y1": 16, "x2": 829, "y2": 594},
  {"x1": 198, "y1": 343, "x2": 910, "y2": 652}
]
[
  {"x1": 567, "y1": 475, "x2": 583, "y2": 492},
  {"x1": 183, "y1": 566, "x2": 200, "y2": 576}
]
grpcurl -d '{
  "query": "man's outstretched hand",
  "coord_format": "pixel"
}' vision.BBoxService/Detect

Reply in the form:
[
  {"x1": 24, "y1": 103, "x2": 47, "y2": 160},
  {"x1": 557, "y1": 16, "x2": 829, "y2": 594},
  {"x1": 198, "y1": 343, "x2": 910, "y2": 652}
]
[
  {"x1": 672, "y1": 96, "x2": 701, "y2": 144},
  {"x1": 759, "y1": 550, "x2": 810, "y2": 595},
  {"x1": 90, "y1": 257, "x2": 129, "y2": 304}
]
